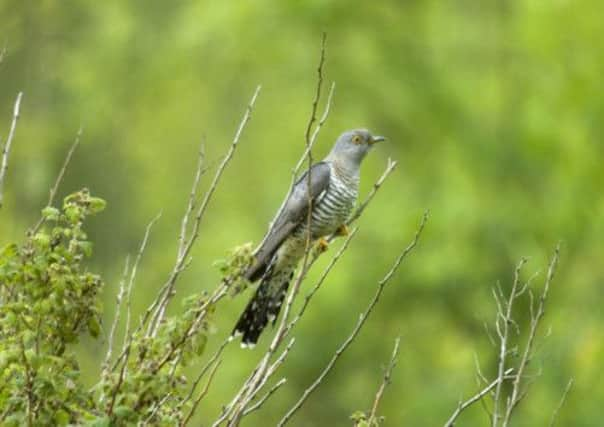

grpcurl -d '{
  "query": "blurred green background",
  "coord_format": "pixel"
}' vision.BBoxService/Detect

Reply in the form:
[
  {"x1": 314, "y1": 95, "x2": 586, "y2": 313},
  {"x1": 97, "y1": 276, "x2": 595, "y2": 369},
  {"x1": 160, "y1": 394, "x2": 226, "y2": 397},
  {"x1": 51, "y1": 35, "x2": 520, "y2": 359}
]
[{"x1": 1, "y1": 1, "x2": 603, "y2": 425}]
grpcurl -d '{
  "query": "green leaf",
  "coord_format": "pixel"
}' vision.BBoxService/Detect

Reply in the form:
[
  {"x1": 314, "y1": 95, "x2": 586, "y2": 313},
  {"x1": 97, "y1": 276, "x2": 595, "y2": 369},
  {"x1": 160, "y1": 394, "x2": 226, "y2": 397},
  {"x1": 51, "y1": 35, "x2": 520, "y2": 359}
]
[
  {"x1": 88, "y1": 416, "x2": 111, "y2": 427},
  {"x1": 88, "y1": 316, "x2": 101, "y2": 338},
  {"x1": 42, "y1": 206, "x2": 60, "y2": 221},
  {"x1": 54, "y1": 409, "x2": 70, "y2": 425},
  {"x1": 113, "y1": 405, "x2": 134, "y2": 419},
  {"x1": 88, "y1": 197, "x2": 107, "y2": 214}
]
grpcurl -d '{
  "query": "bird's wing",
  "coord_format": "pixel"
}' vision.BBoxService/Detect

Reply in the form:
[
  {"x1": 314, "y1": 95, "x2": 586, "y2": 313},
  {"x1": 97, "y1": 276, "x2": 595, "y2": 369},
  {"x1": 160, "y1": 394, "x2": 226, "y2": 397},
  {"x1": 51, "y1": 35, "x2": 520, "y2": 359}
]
[{"x1": 245, "y1": 161, "x2": 331, "y2": 281}]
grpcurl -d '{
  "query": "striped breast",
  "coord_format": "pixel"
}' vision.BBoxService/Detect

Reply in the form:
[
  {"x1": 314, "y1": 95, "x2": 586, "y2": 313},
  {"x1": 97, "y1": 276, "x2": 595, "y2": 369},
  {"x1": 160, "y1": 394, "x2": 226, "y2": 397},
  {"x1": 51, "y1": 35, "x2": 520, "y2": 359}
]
[{"x1": 306, "y1": 162, "x2": 358, "y2": 238}]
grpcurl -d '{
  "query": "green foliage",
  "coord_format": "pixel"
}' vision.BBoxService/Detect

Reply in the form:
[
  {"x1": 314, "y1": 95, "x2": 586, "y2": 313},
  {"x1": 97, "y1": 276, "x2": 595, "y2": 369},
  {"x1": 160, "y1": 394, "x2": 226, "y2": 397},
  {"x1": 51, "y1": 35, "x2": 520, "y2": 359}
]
[
  {"x1": 214, "y1": 242, "x2": 254, "y2": 296},
  {"x1": 350, "y1": 410, "x2": 382, "y2": 427},
  {"x1": 0, "y1": 190, "x2": 215, "y2": 425},
  {"x1": 95, "y1": 291, "x2": 214, "y2": 425},
  {"x1": 0, "y1": 189, "x2": 105, "y2": 425}
]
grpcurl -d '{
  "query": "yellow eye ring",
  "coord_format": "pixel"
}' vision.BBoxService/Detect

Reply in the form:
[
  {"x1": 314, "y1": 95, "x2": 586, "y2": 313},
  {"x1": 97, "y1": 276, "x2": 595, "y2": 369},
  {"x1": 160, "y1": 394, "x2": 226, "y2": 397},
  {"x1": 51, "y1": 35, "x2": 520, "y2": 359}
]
[{"x1": 352, "y1": 135, "x2": 362, "y2": 144}]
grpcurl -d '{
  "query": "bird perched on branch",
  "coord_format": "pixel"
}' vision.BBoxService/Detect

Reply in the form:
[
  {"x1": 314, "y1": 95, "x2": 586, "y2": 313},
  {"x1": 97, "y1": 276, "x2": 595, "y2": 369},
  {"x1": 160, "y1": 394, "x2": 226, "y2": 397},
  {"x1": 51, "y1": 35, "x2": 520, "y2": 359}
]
[{"x1": 232, "y1": 129, "x2": 385, "y2": 347}]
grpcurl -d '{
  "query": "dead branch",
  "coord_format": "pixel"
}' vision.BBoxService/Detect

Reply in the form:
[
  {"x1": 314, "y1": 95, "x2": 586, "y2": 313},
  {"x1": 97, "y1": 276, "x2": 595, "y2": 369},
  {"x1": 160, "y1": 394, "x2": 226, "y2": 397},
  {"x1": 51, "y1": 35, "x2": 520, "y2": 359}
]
[
  {"x1": 367, "y1": 336, "x2": 401, "y2": 425},
  {"x1": 32, "y1": 128, "x2": 82, "y2": 232},
  {"x1": 0, "y1": 92, "x2": 23, "y2": 209},
  {"x1": 444, "y1": 368, "x2": 514, "y2": 427},
  {"x1": 147, "y1": 85, "x2": 261, "y2": 337},
  {"x1": 103, "y1": 255, "x2": 131, "y2": 374},
  {"x1": 501, "y1": 243, "x2": 561, "y2": 426},
  {"x1": 277, "y1": 211, "x2": 429, "y2": 426},
  {"x1": 548, "y1": 378, "x2": 573, "y2": 427}
]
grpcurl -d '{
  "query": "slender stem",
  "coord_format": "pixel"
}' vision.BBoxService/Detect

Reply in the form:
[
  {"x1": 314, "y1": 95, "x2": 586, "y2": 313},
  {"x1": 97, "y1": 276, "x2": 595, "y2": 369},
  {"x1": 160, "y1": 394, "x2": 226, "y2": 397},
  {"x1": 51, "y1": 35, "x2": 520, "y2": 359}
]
[
  {"x1": 147, "y1": 86, "x2": 261, "y2": 336},
  {"x1": 502, "y1": 244, "x2": 560, "y2": 426},
  {"x1": 0, "y1": 92, "x2": 23, "y2": 209},
  {"x1": 278, "y1": 212, "x2": 428, "y2": 427},
  {"x1": 444, "y1": 368, "x2": 514, "y2": 427},
  {"x1": 492, "y1": 258, "x2": 527, "y2": 426},
  {"x1": 548, "y1": 378, "x2": 573, "y2": 427},
  {"x1": 31, "y1": 128, "x2": 82, "y2": 232}
]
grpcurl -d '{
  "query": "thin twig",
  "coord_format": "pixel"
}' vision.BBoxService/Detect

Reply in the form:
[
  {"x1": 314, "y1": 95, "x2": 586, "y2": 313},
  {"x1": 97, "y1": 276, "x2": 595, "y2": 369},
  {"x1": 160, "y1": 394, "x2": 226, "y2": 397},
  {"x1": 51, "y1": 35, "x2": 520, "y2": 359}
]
[
  {"x1": 346, "y1": 158, "x2": 397, "y2": 226},
  {"x1": 0, "y1": 91, "x2": 23, "y2": 209},
  {"x1": 103, "y1": 255, "x2": 131, "y2": 373},
  {"x1": 367, "y1": 337, "x2": 401, "y2": 425},
  {"x1": 31, "y1": 128, "x2": 82, "y2": 232},
  {"x1": 502, "y1": 243, "x2": 560, "y2": 426},
  {"x1": 147, "y1": 86, "x2": 261, "y2": 337},
  {"x1": 142, "y1": 391, "x2": 173, "y2": 426},
  {"x1": 180, "y1": 338, "x2": 231, "y2": 408},
  {"x1": 107, "y1": 214, "x2": 161, "y2": 373},
  {"x1": 242, "y1": 378, "x2": 287, "y2": 417},
  {"x1": 278, "y1": 211, "x2": 429, "y2": 427},
  {"x1": 492, "y1": 257, "x2": 527, "y2": 426},
  {"x1": 178, "y1": 143, "x2": 206, "y2": 260},
  {"x1": 548, "y1": 378, "x2": 573, "y2": 427},
  {"x1": 284, "y1": 227, "x2": 359, "y2": 336},
  {"x1": 150, "y1": 144, "x2": 207, "y2": 335},
  {"x1": 217, "y1": 38, "x2": 331, "y2": 426},
  {"x1": 444, "y1": 368, "x2": 514, "y2": 427},
  {"x1": 260, "y1": 35, "x2": 334, "y2": 249},
  {"x1": 181, "y1": 359, "x2": 222, "y2": 426}
]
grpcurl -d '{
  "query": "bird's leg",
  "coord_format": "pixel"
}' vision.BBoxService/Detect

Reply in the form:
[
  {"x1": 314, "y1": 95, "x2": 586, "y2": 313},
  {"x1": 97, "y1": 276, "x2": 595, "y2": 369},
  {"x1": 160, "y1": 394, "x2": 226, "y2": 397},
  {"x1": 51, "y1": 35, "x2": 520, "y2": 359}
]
[
  {"x1": 334, "y1": 224, "x2": 350, "y2": 237},
  {"x1": 315, "y1": 237, "x2": 330, "y2": 253}
]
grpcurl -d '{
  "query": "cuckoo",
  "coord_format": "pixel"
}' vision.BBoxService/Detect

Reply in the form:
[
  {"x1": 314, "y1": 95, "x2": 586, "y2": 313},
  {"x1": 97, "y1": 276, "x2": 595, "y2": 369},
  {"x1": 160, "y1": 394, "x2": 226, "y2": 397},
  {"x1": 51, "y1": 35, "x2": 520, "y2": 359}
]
[{"x1": 232, "y1": 129, "x2": 384, "y2": 347}]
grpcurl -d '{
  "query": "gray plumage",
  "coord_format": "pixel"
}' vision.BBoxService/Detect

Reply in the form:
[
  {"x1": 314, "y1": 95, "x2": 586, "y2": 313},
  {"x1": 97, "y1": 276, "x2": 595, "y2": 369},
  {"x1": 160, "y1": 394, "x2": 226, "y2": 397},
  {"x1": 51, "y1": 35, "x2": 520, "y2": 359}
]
[{"x1": 232, "y1": 129, "x2": 384, "y2": 347}]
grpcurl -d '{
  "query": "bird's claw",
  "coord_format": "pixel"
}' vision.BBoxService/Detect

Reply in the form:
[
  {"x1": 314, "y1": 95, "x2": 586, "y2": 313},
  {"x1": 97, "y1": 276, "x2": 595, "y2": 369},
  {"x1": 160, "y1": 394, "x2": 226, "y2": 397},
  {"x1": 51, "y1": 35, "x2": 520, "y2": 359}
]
[
  {"x1": 335, "y1": 224, "x2": 349, "y2": 237},
  {"x1": 316, "y1": 238, "x2": 329, "y2": 253}
]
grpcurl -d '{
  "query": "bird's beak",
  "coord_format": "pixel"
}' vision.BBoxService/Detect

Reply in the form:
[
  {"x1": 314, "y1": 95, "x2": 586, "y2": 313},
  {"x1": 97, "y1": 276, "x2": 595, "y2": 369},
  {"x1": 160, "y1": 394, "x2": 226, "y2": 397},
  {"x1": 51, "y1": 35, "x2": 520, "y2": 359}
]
[{"x1": 370, "y1": 135, "x2": 386, "y2": 145}]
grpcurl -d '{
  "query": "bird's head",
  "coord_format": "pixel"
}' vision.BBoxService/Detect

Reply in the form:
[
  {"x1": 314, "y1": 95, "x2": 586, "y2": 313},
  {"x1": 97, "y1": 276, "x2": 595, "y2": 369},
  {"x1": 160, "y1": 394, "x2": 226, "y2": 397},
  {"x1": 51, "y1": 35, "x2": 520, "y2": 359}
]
[{"x1": 327, "y1": 129, "x2": 385, "y2": 167}]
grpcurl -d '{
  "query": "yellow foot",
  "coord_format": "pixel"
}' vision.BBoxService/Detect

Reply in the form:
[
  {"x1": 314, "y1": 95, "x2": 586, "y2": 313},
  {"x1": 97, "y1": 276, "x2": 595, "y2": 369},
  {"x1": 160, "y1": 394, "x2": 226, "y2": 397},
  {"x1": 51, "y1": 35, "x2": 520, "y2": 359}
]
[
  {"x1": 316, "y1": 237, "x2": 330, "y2": 253},
  {"x1": 335, "y1": 224, "x2": 350, "y2": 237}
]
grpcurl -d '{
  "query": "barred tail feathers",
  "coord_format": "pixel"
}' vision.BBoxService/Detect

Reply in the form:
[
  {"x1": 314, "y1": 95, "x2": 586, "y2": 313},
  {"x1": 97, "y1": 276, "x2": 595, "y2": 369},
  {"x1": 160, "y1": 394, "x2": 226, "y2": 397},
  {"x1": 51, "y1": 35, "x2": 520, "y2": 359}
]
[{"x1": 232, "y1": 265, "x2": 294, "y2": 348}]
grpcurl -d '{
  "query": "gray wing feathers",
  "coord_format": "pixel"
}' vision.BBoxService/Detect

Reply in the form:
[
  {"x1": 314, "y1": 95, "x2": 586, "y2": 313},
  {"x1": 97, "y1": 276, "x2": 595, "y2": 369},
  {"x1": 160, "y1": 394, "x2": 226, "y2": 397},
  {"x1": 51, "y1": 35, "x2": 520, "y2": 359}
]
[{"x1": 245, "y1": 162, "x2": 331, "y2": 281}]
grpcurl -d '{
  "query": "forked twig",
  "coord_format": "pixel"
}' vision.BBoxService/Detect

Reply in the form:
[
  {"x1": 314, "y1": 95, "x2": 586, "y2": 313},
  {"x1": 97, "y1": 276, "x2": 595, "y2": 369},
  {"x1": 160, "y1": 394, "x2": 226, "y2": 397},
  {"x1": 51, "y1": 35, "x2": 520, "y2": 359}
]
[
  {"x1": 278, "y1": 211, "x2": 428, "y2": 426},
  {"x1": 444, "y1": 368, "x2": 514, "y2": 427}
]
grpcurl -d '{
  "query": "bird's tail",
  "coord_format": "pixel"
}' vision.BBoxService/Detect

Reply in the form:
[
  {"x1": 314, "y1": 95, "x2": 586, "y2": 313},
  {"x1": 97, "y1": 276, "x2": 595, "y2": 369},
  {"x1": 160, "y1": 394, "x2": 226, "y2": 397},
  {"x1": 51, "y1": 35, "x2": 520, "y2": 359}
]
[{"x1": 232, "y1": 264, "x2": 295, "y2": 348}]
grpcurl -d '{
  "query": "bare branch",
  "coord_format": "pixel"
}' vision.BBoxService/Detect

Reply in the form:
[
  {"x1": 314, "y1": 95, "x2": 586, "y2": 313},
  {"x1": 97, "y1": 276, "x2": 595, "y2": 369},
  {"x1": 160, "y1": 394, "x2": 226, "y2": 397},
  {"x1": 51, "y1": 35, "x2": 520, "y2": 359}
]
[
  {"x1": 285, "y1": 227, "x2": 359, "y2": 335},
  {"x1": 31, "y1": 128, "x2": 82, "y2": 232},
  {"x1": 444, "y1": 368, "x2": 514, "y2": 427},
  {"x1": 150, "y1": 142, "x2": 206, "y2": 334},
  {"x1": 108, "y1": 213, "x2": 162, "y2": 372},
  {"x1": 178, "y1": 143, "x2": 206, "y2": 260},
  {"x1": 215, "y1": 38, "x2": 333, "y2": 425},
  {"x1": 492, "y1": 257, "x2": 527, "y2": 426},
  {"x1": 278, "y1": 211, "x2": 429, "y2": 427},
  {"x1": 261, "y1": 34, "x2": 333, "y2": 249},
  {"x1": 347, "y1": 158, "x2": 397, "y2": 226},
  {"x1": 180, "y1": 338, "x2": 231, "y2": 409},
  {"x1": 103, "y1": 255, "x2": 131, "y2": 373},
  {"x1": 0, "y1": 92, "x2": 23, "y2": 209},
  {"x1": 502, "y1": 243, "x2": 561, "y2": 426},
  {"x1": 304, "y1": 32, "x2": 327, "y2": 147},
  {"x1": 242, "y1": 378, "x2": 287, "y2": 417},
  {"x1": 548, "y1": 378, "x2": 573, "y2": 427},
  {"x1": 367, "y1": 337, "x2": 401, "y2": 425},
  {"x1": 181, "y1": 359, "x2": 222, "y2": 426},
  {"x1": 143, "y1": 391, "x2": 173, "y2": 426},
  {"x1": 147, "y1": 85, "x2": 261, "y2": 336}
]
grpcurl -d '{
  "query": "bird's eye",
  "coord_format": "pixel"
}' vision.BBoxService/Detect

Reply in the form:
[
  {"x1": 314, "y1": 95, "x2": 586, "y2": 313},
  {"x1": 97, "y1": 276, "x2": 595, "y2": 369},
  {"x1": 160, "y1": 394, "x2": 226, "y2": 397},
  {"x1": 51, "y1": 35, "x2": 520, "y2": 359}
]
[{"x1": 352, "y1": 135, "x2": 362, "y2": 144}]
